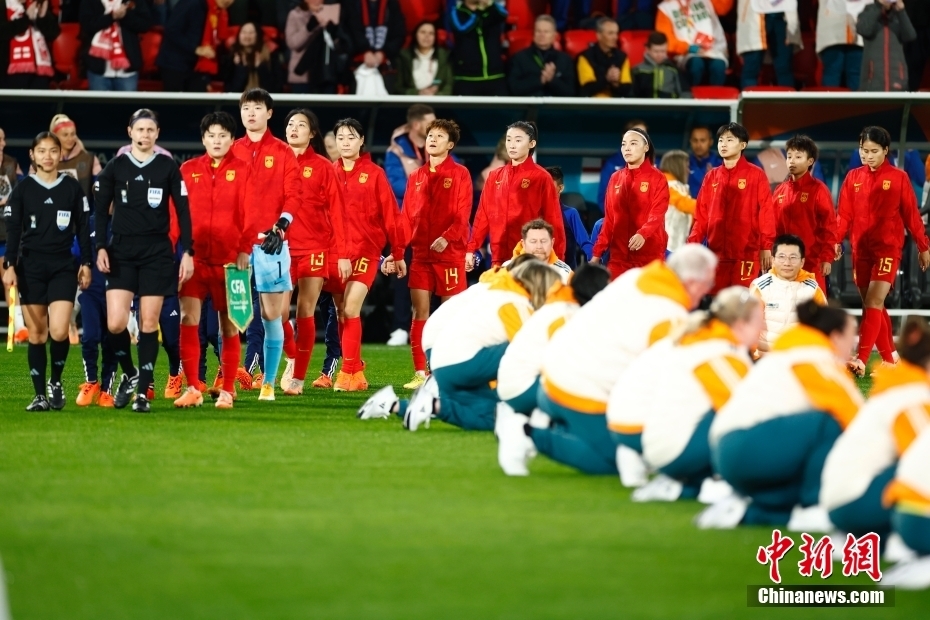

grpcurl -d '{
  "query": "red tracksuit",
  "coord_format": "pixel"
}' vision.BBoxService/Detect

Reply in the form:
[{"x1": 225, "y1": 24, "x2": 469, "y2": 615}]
[
  {"x1": 772, "y1": 171, "x2": 836, "y2": 291},
  {"x1": 469, "y1": 158, "x2": 566, "y2": 264},
  {"x1": 688, "y1": 156, "x2": 775, "y2": 292},
  {"x1": 177, "y1": 151, "x2": 251, "y2": 394},
  {"x1": 837, "y1": 159, "x2": 930, "y2": 363},
  {"x1": 591, "y1": 158, "x2": 669, "y2": 279},
  {"x1": 232, "y1": 130, "x2": 302, "y2": 246}
]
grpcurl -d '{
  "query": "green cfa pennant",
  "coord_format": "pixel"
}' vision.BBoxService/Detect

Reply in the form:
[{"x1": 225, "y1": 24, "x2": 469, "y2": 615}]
[{"x1": 224, "y1": 265, "x2": 253, "y2": 332}]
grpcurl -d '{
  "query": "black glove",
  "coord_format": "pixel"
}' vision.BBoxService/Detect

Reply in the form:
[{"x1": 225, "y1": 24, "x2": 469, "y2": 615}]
[{"x1": 259, "y1": 217, "x2": 290, "y2": 255}]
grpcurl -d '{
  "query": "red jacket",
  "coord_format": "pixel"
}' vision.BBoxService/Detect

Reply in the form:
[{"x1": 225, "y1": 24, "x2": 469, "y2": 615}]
[
  {"x1": 836, "y1": 159, "x2": 929, "y2": 259},
  {"x1": 772, "y1": 171, "x2": 836, "y2": 266},
  {"x1": 591, "y1": 159, "x2": 669, "y2": 265},
  {"x1": 288, "y1": 147, "x2": 348, "y2": 258},
  {"x1": 469, "y1": 158, "x2": 566, "y2": 263},
  {"x1": 403, "y1": 155, "x2": 472, "y2": 264},
  {"x1": 334, "y1": 152, "x2": 407, "y2": 259},
  {"x1": 179, "y1": 152, "x2": 250, "y2": 264},
  {"x1": 688, "y1": 156, "x2": 776, "y2": 260},
  {"x1": 232, "y1": 130, "x2": 302, "y2": 248}
]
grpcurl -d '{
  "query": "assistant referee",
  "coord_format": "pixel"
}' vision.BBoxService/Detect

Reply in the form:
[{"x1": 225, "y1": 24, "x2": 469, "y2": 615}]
[{"x1": 94, "y1": 109, "x2": 194, "y2": 413}]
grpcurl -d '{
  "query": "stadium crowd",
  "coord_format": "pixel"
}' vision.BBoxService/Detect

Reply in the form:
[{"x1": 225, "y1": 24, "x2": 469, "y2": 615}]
[{"x1": 1, "y1": 1, "x2": 929, "y2": 95}]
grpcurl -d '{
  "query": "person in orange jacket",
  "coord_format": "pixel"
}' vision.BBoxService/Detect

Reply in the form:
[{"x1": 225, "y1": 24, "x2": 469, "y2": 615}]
[
  {"x1": 590, "y1": 127, "x2": 670, "y2": 279},
  {"x1": 467, "y1": 121, "x2": 566, "y2": 270},
  {"x1": 836, "y1": 125, "x2": 930, "y2": 377},
  {"x1": 174, "y1": 111, "x2": 251, "y2": 410},
  {"x1": 688, "y1": 122, "x2": 776, "y2": 293},
  {"x1": 332, "y1": 118, "x2": 408, "y2": 392},
  {"x1": 771, "y1": 134, "x2": 836, "y2": 293}
]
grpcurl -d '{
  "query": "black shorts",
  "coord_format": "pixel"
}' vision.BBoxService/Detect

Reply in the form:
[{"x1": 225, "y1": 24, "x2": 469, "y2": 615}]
[
  {"x1": 106, "y1": 237, "x2": 177, "y2": 297},
  {"x1": 15, "y1": 252, "x2": 78, "y2": 306}
]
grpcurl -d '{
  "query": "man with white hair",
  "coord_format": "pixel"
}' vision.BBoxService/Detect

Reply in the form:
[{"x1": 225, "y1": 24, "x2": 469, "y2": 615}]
[{"x1": 502, "y1": 244, "x2": 718, "y2": 476}]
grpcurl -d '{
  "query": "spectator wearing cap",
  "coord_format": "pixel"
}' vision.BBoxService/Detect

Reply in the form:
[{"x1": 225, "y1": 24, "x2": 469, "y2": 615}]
[{"x1": 508, "y1": 15, "x2": 575, "y2": 97}]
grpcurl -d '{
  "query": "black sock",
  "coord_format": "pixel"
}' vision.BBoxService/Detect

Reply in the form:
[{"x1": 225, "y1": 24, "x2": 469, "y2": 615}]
[
  {"x1": 137, "y1": 331, "x2": 159, "y2": 396},
  {"x1": 28, "y1": 342, "x2": 47, "y2": 396},
  {"x1": 165, "y1": 344, "x2": 180, "y2": 376},
  {"x1": 49, "y1": 338, "x2": 70, "y2": 383},
  {"x1": 108, "y1": 329, "x2": 136, "y2": 376}
]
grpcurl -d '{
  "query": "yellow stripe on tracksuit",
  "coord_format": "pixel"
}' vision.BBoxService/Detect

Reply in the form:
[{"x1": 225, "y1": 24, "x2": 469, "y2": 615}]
[
  {"x1": 694, "y1": 355, "x2": 750, "y2": 412},
  {"x1": 892, "y1": 404, "x2": 930, "y2": 455},
  {"x1": 791, "y1": 362, "x2": 860, "y2": 429}
]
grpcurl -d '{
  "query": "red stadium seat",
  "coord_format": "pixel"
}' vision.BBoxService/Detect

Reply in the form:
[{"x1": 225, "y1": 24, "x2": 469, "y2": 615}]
[
  {"x1": 402, "y1": 0, "x2": 444, "y2": 32},
  {"x1": 52, "y1": 22, "x2": 81, "y2": 79},
  {"x1": 742, "y1": 85, "x2": 795, "y2": 92},
  {"x1": 506, "y1": 29, "x2": 534, "y2": 57},
  {"x1": 691, "y1": 85, "x2": 740, "y2": 99},
  {"x1": 619, "y1": 30, "x2": 650, "y2": 67},
  {"x1": 139, "y1": 30, "x2": 162, "y2": 76},
  {"x1": 563, "y1": 29, "x2": 598, "y2": 58},
  {"x1": 506, "y1": 0, "x2": 546, "y2": 30}
]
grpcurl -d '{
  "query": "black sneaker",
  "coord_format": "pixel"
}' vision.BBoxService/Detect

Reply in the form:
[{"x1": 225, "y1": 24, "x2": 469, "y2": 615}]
[
  {"x1": 47, "y1": 381, "x2": 65, "y2": 410},
  {"x1": 131, "y1": 394, "x2": 151, "y2": 413},
  {"x1": 113, "y1": 372, "x2": 139, "y2": 409},
  {"x1": 26, "y1": 394, "x2": 51, "y2": 412}
]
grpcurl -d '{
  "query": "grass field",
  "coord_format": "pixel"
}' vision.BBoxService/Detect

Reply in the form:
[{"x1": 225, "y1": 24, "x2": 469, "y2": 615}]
[{"x1": 0, "y1": 344, "x2": 924, "y2": 619}]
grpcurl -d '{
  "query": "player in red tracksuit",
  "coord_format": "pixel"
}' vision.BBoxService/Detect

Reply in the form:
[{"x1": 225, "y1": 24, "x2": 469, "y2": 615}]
[
  {"x1": 772, "y1": 134, "x2": 836, "y2": 293},
  {"x1": 836, "y1": 126, "x2": 930, "y2": 377},
  {"x1": 278, "y1": 109, "x2": 352, "y2": 396},
  {"x1": 174, "y1": 112, "x2": 251, "y2": 410},
  {"x1": 688, "y1": 122, "x2": 776, "y2": 293},
  {"x1": 232, "y1": 88, "x2": 303, "y2": 400},
  {"x1": 590, "y1": 127, "x2": 669, "y2": 280},
  {"x1": 332, "y1": 118, "x2": 408, "y2": 392},
  {"x1": 382, "y1": 118, "x2": 472, "y2": 390},
  {"x1": 466, "y1": 121, "x2": 566, "y2": 271}
]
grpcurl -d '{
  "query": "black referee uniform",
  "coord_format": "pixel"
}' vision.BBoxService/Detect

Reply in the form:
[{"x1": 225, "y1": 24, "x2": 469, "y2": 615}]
[
  {"x1": 94, "y1": 152, "x2": 193, "y2": 411},
  {"x1": 3, "y1": 173, "x2": 91, "y2": 410}
]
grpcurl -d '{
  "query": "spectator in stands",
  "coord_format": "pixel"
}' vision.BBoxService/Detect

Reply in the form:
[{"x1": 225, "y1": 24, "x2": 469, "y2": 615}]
[
  {"x1": 656, "y1": 0, "x2": 730, "y2": 87},
  {"x1": 50, "y1": 114, "x2": 101, "y2": 198},
  {"x1": 222, "y1": 21, "x2": 282, "y2": 92},
  {"x1": 905, "y1": 0, "x2": 930, "y2": 91},
  {"x1": 394, "y1": 20, "x2": 454, "y2": 95},
  {"x1": 631, "y1": 31, "x2": 683, "y2": 98},
  {"x1": 551, "y1": 0, "x2": 590, "y2": 32},
  {"x1": 508, "y1": 15, "x2": 575, "y2": 97},
  {"x1": 227, "y1": 0, "x2": 277, "y2": 28},
  {"x1": 546, "y1": 166, "x2": 592, "y2": 270},
  {"x1": 345, "y1": 0, "x2": 405, "y2": 88},
  {"x1": 80, "y1": 0, "x2": 153, "y2": 91},
  {"x1": 857, "y1": 0, "x2": 916, "y2": 92},
  {"x1": 287, "y1": 0, "x2": 352, "y2": 94},
  {"x1": 736, "y1": 0, "x2": 800, "y2": 88},
  {"x1": 1, "y1": 0, "x2": 59, "y2": 89},
  {"x1": 157, "y1": 0, "x2": 234, "y2": 92},
  {"x1": 0, "y1": 126, "x2": 22, "y2": 258},
  {"x1": 450, "y1": 0, "x2": 508, "y2": 96},
  {"x1": 816, "y1": 0, "x2": 863, "y2": 90},
  {"x1": 616, "y1": 0, "x2": 657, "y2": 30},
  {"x1": 578, "y1": 17, "x2": 631, "y2": 98},
  {"x1": 684, "y1": 125, "x2": 722, "y2": 198},
  {"x1": 597, "y1": 119, "x2": 647, "y2": 209}
]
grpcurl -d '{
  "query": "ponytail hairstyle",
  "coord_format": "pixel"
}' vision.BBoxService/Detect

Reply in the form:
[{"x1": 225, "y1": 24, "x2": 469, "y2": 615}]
[
  {"x1": 503, "y1": 253, "x2": 538, "y2": 272},
  {"x1": 896, "y1": 316, "x2": 930, "y2": 368},
  {"x1": 507, "y1": 120, "x2": 539, "y2": 155},
  {"x1": 796, "y1": 300, "x2": 849, "y2": 337},
  {"x1": 333, "y1": 118, "x2": 366, "y2": 152},
  {"x1": 569, "y1": 263, "x2": 610, "y2": 306},
  {"x1": 659, "y1": 149, "x2": 690, "y2": 184},
  {"x1": 859, "y1": 126, "x2": 891, "y2": 150},
  {"x1": 623, "y1": 127, "x2": 656, "y2": 162},
  {"x1": 284, "y1": 108, "x2": 326, "y2": 155},
  {"x1": 672, "y1": 286, "x2": 760, "y2": 344},
  {"x1": 509, "y1": 260, "x2": 563, "y2": 309}
]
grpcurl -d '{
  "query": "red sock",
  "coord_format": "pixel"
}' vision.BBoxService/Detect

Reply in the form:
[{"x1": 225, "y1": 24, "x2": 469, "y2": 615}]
[
  {"x1": 877, "y1": 309, "x2": 896, "y2": 363},
  {"x1": 342, "y1": 316, "x2": 362, "y2": 374},
  {"x1": 282, "y1": 318, "x2": 297, "y2": 359},
  {"x1": 179, "y1": 324, "x2": 200, "y2": 389},
  {"x1": 857, "y1": 307, "x2": 882, "y2": 362},
  {"x1": 294, "y1": 316, "x2": 315, "y2": 381},
  {"x1": 410, "y1": 318, "x2": 427, "y2": 372},
  {"x1": 221, "y1": 334, "x2": 240, "y2": 393}
]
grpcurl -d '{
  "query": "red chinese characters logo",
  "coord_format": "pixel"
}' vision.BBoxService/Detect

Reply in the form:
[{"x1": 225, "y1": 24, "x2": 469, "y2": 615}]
[
  {"x1": 758, "y1": 530, "x2": 883, "y2": 583},
  {"x1": 797, "y1": 533, "x2": 833, "y2": 579},
  {"x1": 841, "y1": 532, "x2": 882, "y2": 582},
  {"x1": 757, "y1": 529, "x2": 794, "y2": 584}
]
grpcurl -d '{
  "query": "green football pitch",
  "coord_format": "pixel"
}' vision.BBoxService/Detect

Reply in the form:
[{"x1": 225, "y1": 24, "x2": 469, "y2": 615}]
[{"x1": 0, "y1": 344, "x2": 924, "y2": 619}]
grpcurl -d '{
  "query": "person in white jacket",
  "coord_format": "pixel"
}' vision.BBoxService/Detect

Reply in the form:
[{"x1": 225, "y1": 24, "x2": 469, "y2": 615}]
[
  {"x1": 881, "y1": 427, "x2": 930, "y2": 589},
  {"x1": 821, "y1": 316, "x2": 930, "y2": 539},
  {"x1": 749, "y1": 234, "x2": 827, "y2": 352},
  {"x1": 531, "y1": 244, "x2": 718, "y2": 476},
  {"x1": 816, "y1": 0, "x2": 865, "y2": 89},
  {"x1": 699, "y1": 301, "x2": 862, "y2": 530},
  {"x1": 608, "y1": 286, "x2": 763, "y2": 501},
  {"x1": 736, "y1": 0, "x2": 802, "y2": 88}
]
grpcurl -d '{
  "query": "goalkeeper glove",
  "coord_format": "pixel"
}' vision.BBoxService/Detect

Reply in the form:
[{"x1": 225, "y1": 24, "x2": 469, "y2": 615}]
[{"x1": 260, "y1": 217, "x2": 290, "y2": 255}]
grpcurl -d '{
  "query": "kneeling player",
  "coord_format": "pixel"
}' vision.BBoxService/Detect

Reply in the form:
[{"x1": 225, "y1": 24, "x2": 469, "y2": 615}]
[
  {"x1": 2, "y1": 132, "x2": 91, "y2": 410},
  {"x1": 174, "y1": 112, "x2": 251, "y2": 409}
]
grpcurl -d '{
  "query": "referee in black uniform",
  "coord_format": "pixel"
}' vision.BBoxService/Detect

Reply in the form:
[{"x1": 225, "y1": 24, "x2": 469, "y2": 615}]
[
  {"x1": 95, "y1": 109, "x2": 194, "y2": 413},
  {"x1": 2, "y1": 132, "x2": 92, "y2": 411}
]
